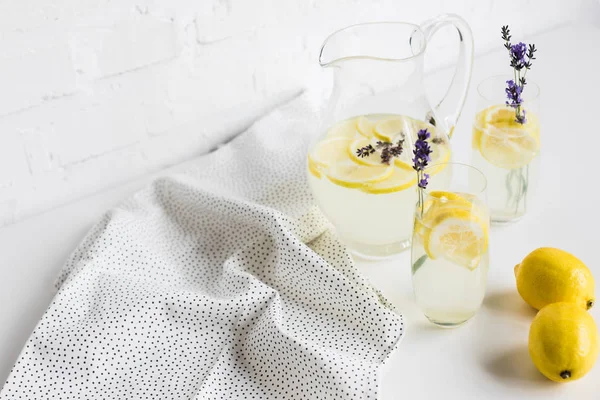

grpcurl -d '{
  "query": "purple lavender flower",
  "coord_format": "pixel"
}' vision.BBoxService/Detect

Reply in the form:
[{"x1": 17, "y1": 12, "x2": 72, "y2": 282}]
[
  {"x1": 412, "y1": 129, "x2": 432, "y2": 189},
  {"x1": 505, "y1": 79, "x2": 522, "y2": 107},
  {"x1": 413, "y1": 129, "x2": 433, "y2": 214},
  {"x1": 505, "y1": 80, "x2": 527, "y2": 123},
  {"x1": 500, "y1": 26, "x2": 537, "y2": 125},
  {"x1": 412, "y1": 129, "x2": 432, "y2": 170},
  {"x1": 510, "y1": 42, "x2": 527, "y2": 70},
  {"x1": 418, "y1": 174, "x2": 430, "y2": 189}
]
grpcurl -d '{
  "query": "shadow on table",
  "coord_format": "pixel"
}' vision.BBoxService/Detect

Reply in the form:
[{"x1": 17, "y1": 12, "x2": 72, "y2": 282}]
[
  {"x1": 483, "y1": 289, "x2": 538, "y2": 321},
  {"x1": 483, "y1": 345, "x2": 553, "y2": 386}
]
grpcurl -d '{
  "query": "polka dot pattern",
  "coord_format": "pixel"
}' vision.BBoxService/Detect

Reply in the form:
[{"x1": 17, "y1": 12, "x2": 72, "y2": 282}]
[{"x1": 1, "y1": 94, "x2": 404, "y2": 399}]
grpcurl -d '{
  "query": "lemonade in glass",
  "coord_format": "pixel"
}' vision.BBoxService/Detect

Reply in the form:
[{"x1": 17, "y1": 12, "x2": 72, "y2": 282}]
[
  {"x1": 411, "y1": 163, "x2": 489, "y2": 327},
  {"x1": 472, "y1": 76, "x2": 540, "y2": 222},
  {"x1": 307, "y1": 114, "x2": 451, "y2": 258}
]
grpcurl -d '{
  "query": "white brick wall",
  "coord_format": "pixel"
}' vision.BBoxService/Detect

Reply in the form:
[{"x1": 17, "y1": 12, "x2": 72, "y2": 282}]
[{"x1": 0, "y1": 0, "x2": 598, "y2": 225}]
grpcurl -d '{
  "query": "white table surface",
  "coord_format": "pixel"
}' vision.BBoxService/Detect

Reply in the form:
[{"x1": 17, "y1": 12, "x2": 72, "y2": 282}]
[{"x1": 2, "y1": 23, "x2": 600, "y2": 399}]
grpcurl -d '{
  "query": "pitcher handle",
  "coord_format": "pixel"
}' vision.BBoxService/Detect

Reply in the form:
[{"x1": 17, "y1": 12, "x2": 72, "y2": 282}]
[{"x1": 419, "y1": 14, "x2": 474, "y2": 138}]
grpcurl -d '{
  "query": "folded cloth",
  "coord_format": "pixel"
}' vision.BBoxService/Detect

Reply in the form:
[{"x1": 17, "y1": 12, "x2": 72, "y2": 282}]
[{"x1": 1, "y1": 92, "x2": 404, "y2": 400}]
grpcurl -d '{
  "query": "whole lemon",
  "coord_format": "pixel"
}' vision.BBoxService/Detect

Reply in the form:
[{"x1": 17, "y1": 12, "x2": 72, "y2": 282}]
[
  {"x1": 514, "y1": 247, "x2": 595, "y2": 310},
  {"x1": 529, "y1": 302, "x2": 599, "y2": 382}
]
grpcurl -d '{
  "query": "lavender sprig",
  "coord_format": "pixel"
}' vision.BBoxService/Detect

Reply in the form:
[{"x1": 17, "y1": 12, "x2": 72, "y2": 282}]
[
  {"x1": 501, "y1": 25, "x2": 511, "y2": 45},
  {"x1": 505, "y1": 79, "x2": 526, "y2": 123},
  {"x1": 412, "y1": 130, "x2": 432, "y2": 172},
  {"x1": 356, "y1": 138, "x2": 404, "y2": 165},
  {"x1": 509, "y1": 42, "x2": 527, "y2": 71},
  {"x1": 418, "y1": 174, "x2": 430, "y2": 190},
  {"x1": 412, "y1": 129, "x2": 432, "y2": 216},
  {"x1": 501, "y1": 25, "x2": 537, "y2": 124},
  {"x1": 356, "y1": 144, "x2": 375, "y2": 158}
]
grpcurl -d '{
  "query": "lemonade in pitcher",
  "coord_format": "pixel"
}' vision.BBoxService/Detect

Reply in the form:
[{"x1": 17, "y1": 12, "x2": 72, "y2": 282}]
[
  {"x1": 311, "y1": 17, "x2": 474, "y2": 258},
  {"x1": 307, "y1": 114, "x2": 451, "y2": 258}
]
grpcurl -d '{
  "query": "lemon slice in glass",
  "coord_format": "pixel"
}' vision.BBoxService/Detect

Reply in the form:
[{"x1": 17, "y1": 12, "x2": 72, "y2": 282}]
[
  {"x1": 326, "y1": 160, "x2": 393, "y2": 189},
  {"x1": 486, "y1": 106, "x2": 540, "y2": 136},
  {"x1": 479, "y1": 125, "x2": 539, "y2": 169},
  {"x1": 327, "y1": 118, "x2": 360, "y2": 139},
  {"x1": 423, "y1": 205, "x2": 488, "y2": 270},
  {"x1": 361, "y1": 167, "x2": 416, "y2": 194},
  {"x1": 472, "y1": 108, "x2": 489, "y2": 149},
  {"x1": 422, "y1": 191, "x2": 472, "y2": 214},
  {"x1": 476, "y1": 105, "x2": 540, "y2": 169}
]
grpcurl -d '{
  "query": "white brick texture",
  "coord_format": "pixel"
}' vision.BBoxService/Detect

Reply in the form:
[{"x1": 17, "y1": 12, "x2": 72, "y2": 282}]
[{"x1": 0, "y1": 0, "x2": 598, "y2": 225}]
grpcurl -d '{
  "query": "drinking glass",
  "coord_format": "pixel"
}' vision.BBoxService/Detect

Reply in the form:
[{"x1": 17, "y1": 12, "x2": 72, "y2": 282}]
[
  {"x1": 411, "y1": 163, "x2": 489, "y2": 327},
  {"x1": 472, "y1": 75, "x2": 540, "y2": 223}
]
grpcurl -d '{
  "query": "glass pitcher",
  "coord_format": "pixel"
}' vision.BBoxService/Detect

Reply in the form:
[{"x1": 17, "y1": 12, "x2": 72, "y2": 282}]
[{"x1": 307, "y1": 15, "x2": 474, "y2": 259}]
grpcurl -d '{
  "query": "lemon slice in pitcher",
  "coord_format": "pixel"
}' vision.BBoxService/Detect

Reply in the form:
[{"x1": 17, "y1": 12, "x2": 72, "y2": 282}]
[
  {"x1": 348, "y1": 138, "x2": 381, "y2": 166},
  {"x1": 374, "y1": 117, "x2": 406, "y2": 142},
  {"x1": 326, "y1": 160, "x2": 393, "y2": 189},
  {"x1": 356, "y1": 116, "x2": 375, "y2": 138},
  {"x1": 308, "y1": 137, "x2": 353, "y2": 178},
  {"x1": 361, "y1": 167, "x2": 416, "y2": 194},
  {"x1": 424, "y1": 207, "x2": 488, "y2": 270},
  {"x1": 393, "y1": 138, "x2": 451, "y2": 173},
  {"x1": 424, "y1": 144, "x2": 451, "y2": 175},
  {"x1": 327, "y1": 118, "x2": 360, "y2": 139}
]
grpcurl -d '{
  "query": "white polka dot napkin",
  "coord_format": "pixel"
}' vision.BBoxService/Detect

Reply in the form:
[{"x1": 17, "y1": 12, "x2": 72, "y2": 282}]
[{"x1": 1, "y1": 92, "x2": 404, "y2": 399}]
